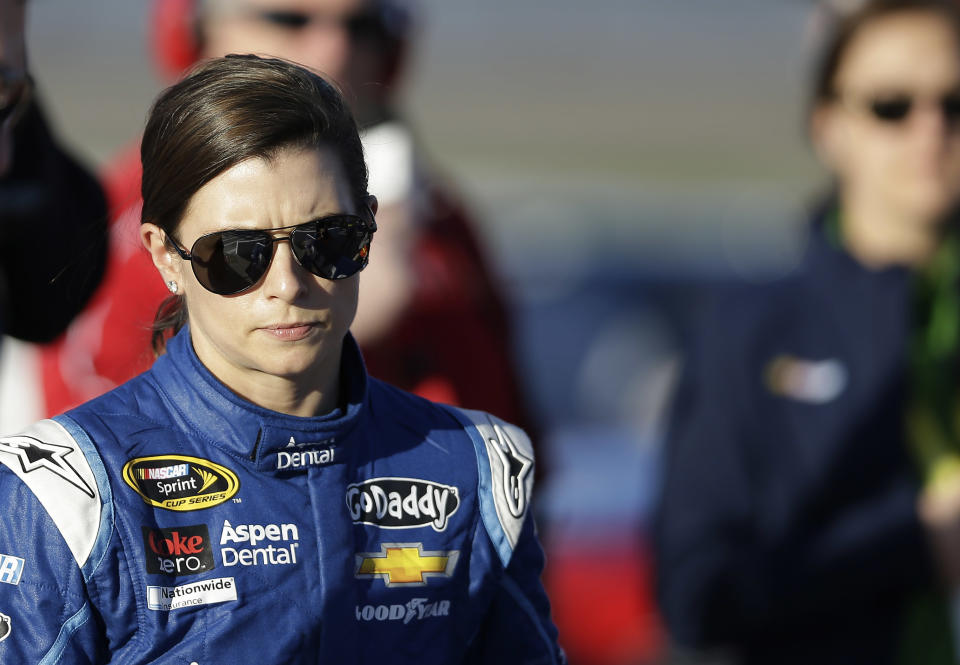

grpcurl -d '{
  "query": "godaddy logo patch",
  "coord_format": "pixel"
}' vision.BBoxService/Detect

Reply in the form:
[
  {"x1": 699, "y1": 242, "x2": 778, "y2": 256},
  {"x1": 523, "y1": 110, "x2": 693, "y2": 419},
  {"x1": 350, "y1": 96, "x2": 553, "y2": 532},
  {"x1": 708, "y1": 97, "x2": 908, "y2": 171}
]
[{"x1": 346, "y1": 478, "x2": 459, "y2": 532}]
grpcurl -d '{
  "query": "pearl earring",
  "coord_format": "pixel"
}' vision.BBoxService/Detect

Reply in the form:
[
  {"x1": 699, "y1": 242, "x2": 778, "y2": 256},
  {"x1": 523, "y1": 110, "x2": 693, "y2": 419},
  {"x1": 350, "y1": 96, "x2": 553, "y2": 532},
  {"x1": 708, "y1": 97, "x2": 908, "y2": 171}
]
[{"x1": 167, "y1": 280, "x2": 179, "y2": 294}]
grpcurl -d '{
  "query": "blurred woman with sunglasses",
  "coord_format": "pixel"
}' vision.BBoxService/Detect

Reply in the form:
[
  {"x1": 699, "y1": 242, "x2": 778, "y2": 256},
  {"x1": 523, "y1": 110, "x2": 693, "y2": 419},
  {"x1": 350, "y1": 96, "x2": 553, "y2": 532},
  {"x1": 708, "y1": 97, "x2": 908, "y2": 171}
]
[
  {"x1": 655, "y1": 1, "x2": 960, "y2": 663},
  {"x1": 0, "y1": 55, "x2": 563, "y2": 664}
]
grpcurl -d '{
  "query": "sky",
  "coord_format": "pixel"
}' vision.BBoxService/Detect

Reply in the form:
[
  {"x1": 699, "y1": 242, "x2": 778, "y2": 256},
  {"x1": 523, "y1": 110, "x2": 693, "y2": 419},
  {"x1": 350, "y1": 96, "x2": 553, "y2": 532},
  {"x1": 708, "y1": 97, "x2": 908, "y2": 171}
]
[{"x1": 26, "y1": 1, "x2": 825, "y2": 274}]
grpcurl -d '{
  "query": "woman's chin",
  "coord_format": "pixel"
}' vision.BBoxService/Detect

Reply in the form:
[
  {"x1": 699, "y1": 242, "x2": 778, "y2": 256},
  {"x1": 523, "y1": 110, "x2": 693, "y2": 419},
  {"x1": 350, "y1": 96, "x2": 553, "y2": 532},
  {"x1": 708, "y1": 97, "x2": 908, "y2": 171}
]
[{"x1": 257, "y1": 355, "x2": 325, "y2": 381}]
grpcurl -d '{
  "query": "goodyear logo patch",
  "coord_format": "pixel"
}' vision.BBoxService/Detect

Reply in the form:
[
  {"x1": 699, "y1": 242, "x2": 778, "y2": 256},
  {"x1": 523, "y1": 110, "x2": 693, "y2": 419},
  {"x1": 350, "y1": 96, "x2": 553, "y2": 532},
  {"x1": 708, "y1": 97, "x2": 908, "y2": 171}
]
[{"x1": 123, "y1": 455, "x2": 239, "y2": 512}]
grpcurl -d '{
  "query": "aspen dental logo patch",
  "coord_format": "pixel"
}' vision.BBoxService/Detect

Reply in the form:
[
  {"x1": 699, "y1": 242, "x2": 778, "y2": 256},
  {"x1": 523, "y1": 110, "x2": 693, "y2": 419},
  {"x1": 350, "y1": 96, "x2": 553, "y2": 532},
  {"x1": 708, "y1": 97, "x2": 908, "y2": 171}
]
[
  {"x1": 219, "y1": 520, "x2": 300, "y2": 567},
  {"x1": 123, "y1": 455, "x2": 239, "y2": 511},
  {"x1": 277, "y1": 436, "x2": 335, "y2": 471},
  {"x1": 346, "y1": 478, "x2": 460, "y2": 532}
]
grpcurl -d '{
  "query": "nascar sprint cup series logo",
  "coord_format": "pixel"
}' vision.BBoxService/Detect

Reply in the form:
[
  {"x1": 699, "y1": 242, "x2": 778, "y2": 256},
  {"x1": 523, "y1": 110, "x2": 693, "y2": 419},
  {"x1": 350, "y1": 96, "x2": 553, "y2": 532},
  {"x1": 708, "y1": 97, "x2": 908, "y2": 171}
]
[
  {"x1": 346, "y1": 478, "x2": 460, "y2": 532},
  {"x1": 123, "y1": 455, "x2": 239, "y2": 511}
]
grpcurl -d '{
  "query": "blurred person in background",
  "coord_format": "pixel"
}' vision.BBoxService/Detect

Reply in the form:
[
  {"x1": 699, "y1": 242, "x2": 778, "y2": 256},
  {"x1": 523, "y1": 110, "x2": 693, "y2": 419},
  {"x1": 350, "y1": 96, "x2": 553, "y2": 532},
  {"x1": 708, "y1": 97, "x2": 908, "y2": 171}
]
[
  {"x1": 655, "y1": 0, "x2": 960, "y2": 663},
  {"x1": 0, "y1": 0, "x2": 106, "y2": 348},
  {"x1": 30, "y1": 0, "x2": 532, "y2": 435}
]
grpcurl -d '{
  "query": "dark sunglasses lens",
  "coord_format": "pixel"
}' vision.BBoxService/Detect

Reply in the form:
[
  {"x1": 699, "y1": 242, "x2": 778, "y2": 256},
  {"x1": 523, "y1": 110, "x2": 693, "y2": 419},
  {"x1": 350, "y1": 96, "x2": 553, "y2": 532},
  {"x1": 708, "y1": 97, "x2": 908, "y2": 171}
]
[
  {"x1": 259, "y1": 10, "x2": 311, "y2": 29},
  {"x1": 191, "y1": 231, "x2": 273, "y2": 295},
  {"x1": 345, "y1": 13, "x2": 385, "y2": 41},
  {"x1": 942, "y1": 95, "x2": 960, "y2": 123},
  {"x1": 869, "y1": 97, "x2": 911, "y2": 122},
  {"x1": 290, "y1": 217, "x2": 371, "y2": 280}
]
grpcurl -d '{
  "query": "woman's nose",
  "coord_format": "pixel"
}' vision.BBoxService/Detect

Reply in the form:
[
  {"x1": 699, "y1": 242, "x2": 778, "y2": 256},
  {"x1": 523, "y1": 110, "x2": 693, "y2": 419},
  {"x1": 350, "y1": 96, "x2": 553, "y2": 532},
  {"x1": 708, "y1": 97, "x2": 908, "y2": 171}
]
[{"x1": 261, "y1": 240, "x2": 309, "y2": 301}]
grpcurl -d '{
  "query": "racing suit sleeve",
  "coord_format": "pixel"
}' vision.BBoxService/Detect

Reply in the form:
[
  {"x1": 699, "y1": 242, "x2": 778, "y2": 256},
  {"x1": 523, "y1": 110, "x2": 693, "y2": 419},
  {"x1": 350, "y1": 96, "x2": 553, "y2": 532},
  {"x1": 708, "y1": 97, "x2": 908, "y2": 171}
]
[
  {"x1": 463, "y1": 511, "x2": 566, "y2": 665},
  {"x1": 653, "y1": 303, "x2": 932, "y2": 651},
  {"x1": 0, "y1": 420, "x2": 109, "y2": 663},
  {"x1": 445, "y1": 405, "x2": 564, "y2": 664}
]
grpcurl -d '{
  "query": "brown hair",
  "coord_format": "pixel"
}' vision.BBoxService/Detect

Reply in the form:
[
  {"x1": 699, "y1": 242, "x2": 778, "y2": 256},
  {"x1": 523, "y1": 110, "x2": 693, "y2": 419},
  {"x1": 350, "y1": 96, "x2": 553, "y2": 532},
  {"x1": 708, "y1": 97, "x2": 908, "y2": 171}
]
[
  {"x1": 140, "y1": 54, "x2": 368, "y2": 353},
  {"x1": 810, "y1": 0, "x2": 960, "y2": 109}
]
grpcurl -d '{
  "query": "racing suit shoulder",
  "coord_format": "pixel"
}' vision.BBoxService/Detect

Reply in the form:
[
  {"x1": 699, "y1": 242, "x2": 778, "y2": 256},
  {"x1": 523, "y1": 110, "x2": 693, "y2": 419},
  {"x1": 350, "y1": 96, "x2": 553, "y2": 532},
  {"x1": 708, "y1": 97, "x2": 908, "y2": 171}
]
[
  {"x1": 369, "y1": 376, "x2": 536, "y2": 563},
  {"x1": 0, "y1": 418, "x2": 110, "y2": 570},
  {"x1": 65, "y1": 369, "x2": 177, "y2": 438},
  {"x1": 436, "y1": 404, "x2": 564, "y2": 663},
  {"x1": 0, "y1": 417, "x2": 113, "y2": 662},
  {"x1": 440, "y1": 404, "x2": 534, "y2": 567}
]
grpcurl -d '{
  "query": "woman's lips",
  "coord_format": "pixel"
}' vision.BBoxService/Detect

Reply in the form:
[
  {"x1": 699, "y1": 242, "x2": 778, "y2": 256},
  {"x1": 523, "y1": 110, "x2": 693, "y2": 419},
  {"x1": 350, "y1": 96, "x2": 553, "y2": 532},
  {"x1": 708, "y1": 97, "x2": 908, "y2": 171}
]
[{"x1": 261, "y1": 323, "x2": 319, "y2": 341}]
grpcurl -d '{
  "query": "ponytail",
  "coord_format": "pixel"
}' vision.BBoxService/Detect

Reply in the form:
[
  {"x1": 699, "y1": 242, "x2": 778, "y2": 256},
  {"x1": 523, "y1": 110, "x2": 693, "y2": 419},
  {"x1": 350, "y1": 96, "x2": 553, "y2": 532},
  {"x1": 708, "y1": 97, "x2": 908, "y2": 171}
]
[{"x1": 151, "y1": 294, "x2": 188, "y2": 356}]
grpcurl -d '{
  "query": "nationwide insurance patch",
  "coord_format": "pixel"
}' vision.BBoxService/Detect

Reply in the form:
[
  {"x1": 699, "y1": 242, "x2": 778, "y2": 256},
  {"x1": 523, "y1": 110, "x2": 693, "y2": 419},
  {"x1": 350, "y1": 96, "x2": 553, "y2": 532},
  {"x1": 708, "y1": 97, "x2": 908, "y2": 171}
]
[{"x1": 146, "y1": 576, "x2": 237, "y2": 611}]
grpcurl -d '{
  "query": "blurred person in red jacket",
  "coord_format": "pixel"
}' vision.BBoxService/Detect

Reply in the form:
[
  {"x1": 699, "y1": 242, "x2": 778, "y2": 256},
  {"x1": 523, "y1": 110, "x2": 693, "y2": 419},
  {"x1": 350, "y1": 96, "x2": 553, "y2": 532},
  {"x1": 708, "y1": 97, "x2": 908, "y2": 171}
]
[
  {"x1": 0, "y1": 0, "x2": 106, "y2": 394},
  {"x1": 35, "y1": 0, "x2": 532, "y2": 432}
]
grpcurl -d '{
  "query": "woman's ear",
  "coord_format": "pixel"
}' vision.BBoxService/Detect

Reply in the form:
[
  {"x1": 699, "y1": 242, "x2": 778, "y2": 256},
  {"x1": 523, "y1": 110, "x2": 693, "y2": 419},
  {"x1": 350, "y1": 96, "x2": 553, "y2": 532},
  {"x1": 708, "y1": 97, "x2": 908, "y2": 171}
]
[{"x1": 140, "y1": 223, "x2": 184, "y2": 288}]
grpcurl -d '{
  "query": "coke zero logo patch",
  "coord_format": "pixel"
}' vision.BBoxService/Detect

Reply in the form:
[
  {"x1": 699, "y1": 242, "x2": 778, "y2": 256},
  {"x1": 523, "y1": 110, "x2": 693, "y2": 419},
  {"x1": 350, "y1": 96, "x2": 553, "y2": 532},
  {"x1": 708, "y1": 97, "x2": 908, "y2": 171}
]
[
  {"x1": 346, "y1": 478, "x2": 460, "y2": 532},
  {"x1": 142, "y1": 524, "x2": 215, "y2": 577}
]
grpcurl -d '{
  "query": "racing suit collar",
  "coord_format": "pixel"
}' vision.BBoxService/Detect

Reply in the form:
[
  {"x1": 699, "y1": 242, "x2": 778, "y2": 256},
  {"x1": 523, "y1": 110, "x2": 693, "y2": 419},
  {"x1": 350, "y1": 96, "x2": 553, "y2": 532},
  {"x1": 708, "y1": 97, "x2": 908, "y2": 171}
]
[{"x1": 153, "y1": 326, "x2": 368, "y2": 472}]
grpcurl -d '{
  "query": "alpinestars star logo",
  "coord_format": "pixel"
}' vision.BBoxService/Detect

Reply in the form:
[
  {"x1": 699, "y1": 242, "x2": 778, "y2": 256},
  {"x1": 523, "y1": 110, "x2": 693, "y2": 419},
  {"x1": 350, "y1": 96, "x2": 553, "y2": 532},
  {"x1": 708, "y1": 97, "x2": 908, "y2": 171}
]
[
  {"x1": 490, "y1": 424, "x2": 532, "y2": 518},
  {"x1": 0, "y1": 436, "x2": 94, "y2": 497}
]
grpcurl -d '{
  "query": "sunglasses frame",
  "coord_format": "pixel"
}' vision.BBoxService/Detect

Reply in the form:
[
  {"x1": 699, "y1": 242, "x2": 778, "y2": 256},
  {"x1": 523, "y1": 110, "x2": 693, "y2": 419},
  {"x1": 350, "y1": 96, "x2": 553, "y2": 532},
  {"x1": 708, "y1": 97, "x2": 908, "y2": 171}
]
[{"x1": 167, "y1": 211, "x2": 376, "y2": 296}]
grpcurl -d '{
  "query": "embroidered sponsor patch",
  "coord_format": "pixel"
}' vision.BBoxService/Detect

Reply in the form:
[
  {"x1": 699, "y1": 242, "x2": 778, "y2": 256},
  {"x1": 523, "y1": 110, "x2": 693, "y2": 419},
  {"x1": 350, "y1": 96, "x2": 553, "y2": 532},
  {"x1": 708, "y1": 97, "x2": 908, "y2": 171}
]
[
  {"x1": 0, "y1": 436, "x2": 94, "y2": 497},
  {"x1": 0, "y1": 555, "x2": 24, "y2": 586},
  {"x1": 488, "y1": 423, "x2": 533, "y2": 519},
  {"x1": 764, "y1": 355, "x2": 847, "y2": 404},
  {"x1": 0, "y1": 612, "x2": 9, "y2": 642},
  {"x1": 142, "y1": 525, "x2": 215, "y2": 577},
  {"x1": 355, "y1": 543, "x2": 459, "y2": 587},
  {"x1": 146, "y1": 577, "x2": 237, "y2": 611},
  {"x1": 277, "y1": 436, "x2": 335, "y2": 470},
  {"x1": 346, "y1": 478, "x2": 460, "y2": 532},
  {"x1": 0, "y1": 420, "x2": 103, "y2": 570},
  {"x1": 355, "y1": 598, "x2": 451, "y2": 624},
  {"x1": 219, "y1": 520, "x2": 300, "y2": 567},
  {"x1": 123, "y1": 455, "x2": 239, "y2": 511}
]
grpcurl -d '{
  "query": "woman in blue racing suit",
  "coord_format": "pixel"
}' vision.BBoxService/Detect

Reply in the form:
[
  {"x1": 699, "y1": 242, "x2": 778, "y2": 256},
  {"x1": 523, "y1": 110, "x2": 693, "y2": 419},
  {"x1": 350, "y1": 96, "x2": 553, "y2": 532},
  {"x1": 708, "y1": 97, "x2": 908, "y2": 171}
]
[{"x1": 0, "y1": 55, "x2": 563, "y2": 665}]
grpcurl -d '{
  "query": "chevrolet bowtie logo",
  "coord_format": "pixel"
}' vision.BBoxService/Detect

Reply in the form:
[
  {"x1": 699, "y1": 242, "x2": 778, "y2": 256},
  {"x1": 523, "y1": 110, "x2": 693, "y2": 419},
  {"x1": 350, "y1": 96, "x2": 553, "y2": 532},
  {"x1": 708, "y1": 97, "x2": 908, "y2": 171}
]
[{"x1": 355, "y1": 544, "x2": 459, "y2": 587}]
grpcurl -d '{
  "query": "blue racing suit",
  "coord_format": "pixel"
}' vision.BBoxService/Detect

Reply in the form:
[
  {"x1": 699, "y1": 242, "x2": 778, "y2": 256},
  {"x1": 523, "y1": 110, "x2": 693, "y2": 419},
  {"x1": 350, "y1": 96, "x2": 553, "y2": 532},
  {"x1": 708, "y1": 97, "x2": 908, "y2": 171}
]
[{"x1": 0, "y1": 327, "x2": 563, "y2": 664}]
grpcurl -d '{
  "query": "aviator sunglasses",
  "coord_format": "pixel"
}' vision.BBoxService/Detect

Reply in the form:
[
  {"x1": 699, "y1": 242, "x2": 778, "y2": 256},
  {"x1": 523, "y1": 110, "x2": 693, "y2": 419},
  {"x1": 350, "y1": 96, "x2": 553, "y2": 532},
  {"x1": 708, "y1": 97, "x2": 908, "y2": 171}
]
[
  {"x1": 168, "y1": 213, "x2": 376, "y2": 295},
  {"x1": 845, "y1": 91, "x2": 960, "y2": 125},
  {"x1": 253, "y1": 7, "x2": 388, "y2": 42}
]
